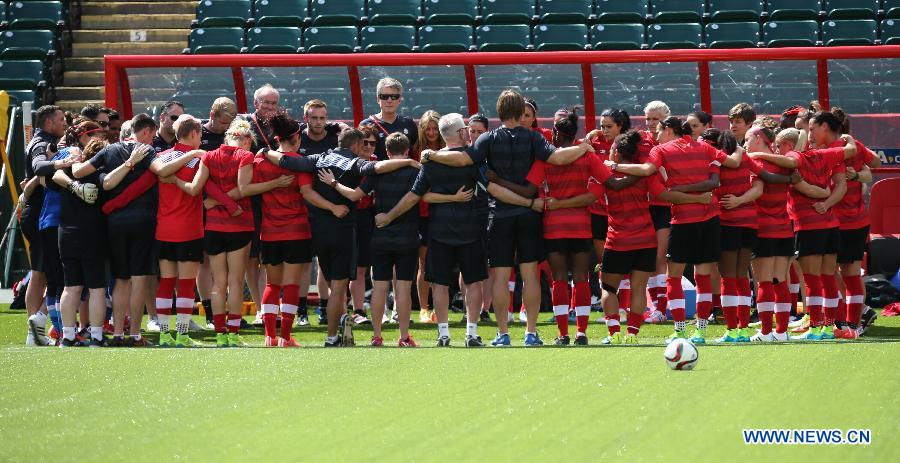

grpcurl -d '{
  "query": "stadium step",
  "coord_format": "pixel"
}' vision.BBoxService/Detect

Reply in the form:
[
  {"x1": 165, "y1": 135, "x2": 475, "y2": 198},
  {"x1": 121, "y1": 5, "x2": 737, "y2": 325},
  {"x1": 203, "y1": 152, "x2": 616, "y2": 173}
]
[
  {"x1": 81, "y1": 14, "x2": 195, "y2": 30},
  {"x1": 63, "y1": 71, "x2": 104, "y2": 86},
  {"x1": 55, "y1": 100, "x2": 106, "y2": 113},
  {"x1": 54, "y1": 86, "x2": 104, "y2": 101},
  {"x1": 72, "y1": 41, "x2": 187, "y2": 57},
  {"x1": 64, "y1": 57, "x2": 105, "y2": 72},
  {"x1": 82, "y1": 2, "x2": 195, "y2": 15},
  {"x1": 72, "y1": 29, "x2": 187, "y2": 43}
]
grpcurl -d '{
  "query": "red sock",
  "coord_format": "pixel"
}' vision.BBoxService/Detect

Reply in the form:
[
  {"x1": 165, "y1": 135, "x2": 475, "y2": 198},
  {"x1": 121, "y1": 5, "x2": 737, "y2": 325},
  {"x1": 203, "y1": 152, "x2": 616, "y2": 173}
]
[
  {"x1": 737, "y1": 277, "x2": 751, "y2": 328},
  {"x1": 280, "y1": 313, "x2": 295, "y2": 339},
  {"x1": 155, "y1": 277, "x2": 176, "y2": 329},
  {"x1": 721, "y1": 277, "x2": 738, "y2": 330},
  {"x1": 617, "y1": 276, "x2": 631, "y2": 312},
  {"x1": 821, "y1": 274, "x2": 839, "y2": 326},
  {"x1": 712, "y1": 293, "x2": 721, "y2": 310},
  {"x1": 666, "y1": 277, "x2": 685, "y2": 322},
  {"x1": 656, "y1": 283, "x2": 668, "y2": 316},
  {"x1": 262, "y1": 283, "x2": 281, "y2": 338},
  {"x1": 626, "y1": 311, "x2": 643, "y2": 335},
  {"x1": 842, "y1": 274, "x2": 865, "y2": 326},
  {"x1": 606, "y1": 316, "x2": 620, "y2": 335},
  {"x1": 695, "y1": 274, "x2": 712, "y2": 320},
  {"x1": 757, "y1": 281, "x2": 775, "y2": 335},
  {"x1": 213, "y1": 313, "x2": 227, "y2": 334},
  {"x1": 804, "y1": 274, "x2": 824, "y2": 327},
  {"x1": 574, "y1": 281, "x2": 591, "y2": 334},
  {"x1": 789, "y1": 264, "x2": 801, "y2": 313},
  {"x1": 227, "y1": 313, "x2": 241, "y2": 334},
  {"x1": 281, "y1": 284, "x2": 299, "y2": 339},
  {"x1": 837, "y1": 297, "x2": 848, "y2": 324},
  {"x1": 774, "y1": 281, "x2": 791, "y2": 334},
  {"x1": 551, "y1": 280, "x2": 569, "y2": 337}
]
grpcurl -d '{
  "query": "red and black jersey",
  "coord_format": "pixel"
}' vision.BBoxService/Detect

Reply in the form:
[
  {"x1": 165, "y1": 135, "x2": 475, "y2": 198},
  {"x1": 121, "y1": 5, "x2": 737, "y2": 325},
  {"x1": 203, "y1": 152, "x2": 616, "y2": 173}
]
[
  {"x1": 605, "y1": 173, "x2": 666, "y2": 251},
  {"x1": 834, "y1": 139, "x2": 877, "y2": 230},
  {"x1": 253, "y1": 152, "x2": 313, "y2": 241},
  {"x1": 586, "y1": 137, "x2": 612, "y2": 217},
  {"x1": 715, "y1": 155, "x2": 763, "y2": 229},
  {"x1": 202, "y1": 145, "x2": 255, "y2": 233},
  {"x1": 647, "y1": 135, "x2": 727, "y2": 225},
  {"x1": 526, "y1": 153, "x2": 611, "y2": 240},
  {"x1": 786, "y1": 147, "x2": 846, "y2": 231},
  {"x1": 753, "y1": 158, "x2": 794, "y2": 239},
  {"x1": 156, "y1": 143, "x2": 203, "y2": 242}
]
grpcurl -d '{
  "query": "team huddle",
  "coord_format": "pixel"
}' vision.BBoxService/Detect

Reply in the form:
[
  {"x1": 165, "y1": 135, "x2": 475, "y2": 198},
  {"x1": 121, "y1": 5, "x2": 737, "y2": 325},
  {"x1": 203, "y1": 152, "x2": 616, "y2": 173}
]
[{"x1": 17, "y1": 76, "x2": 879, "y2": 348}]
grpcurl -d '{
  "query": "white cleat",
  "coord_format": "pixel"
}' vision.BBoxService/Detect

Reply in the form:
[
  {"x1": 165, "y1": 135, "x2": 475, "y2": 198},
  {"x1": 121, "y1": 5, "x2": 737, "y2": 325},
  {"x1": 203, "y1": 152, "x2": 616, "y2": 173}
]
[
  {"x1": 252, "y1": 312, "x2": 265, "y2": 326},
  {"x1": 188, "y1": 319, "x2": 207, "y2": 332},
  {"x1": 27, "y1": 312, "x2": 51, "y2": 346},
  {"x1": 518, "y1": 310, "x2": 527, "y2": 323},
  {"x1": 749, "y1": 330, "x2": 774, "y2": 342},
  {"x1": 145, "y1": 318, "x2": 161, "y2": 332},
  {"x1": 772, "y1": 331, "x2": 789, "y2": 342}
]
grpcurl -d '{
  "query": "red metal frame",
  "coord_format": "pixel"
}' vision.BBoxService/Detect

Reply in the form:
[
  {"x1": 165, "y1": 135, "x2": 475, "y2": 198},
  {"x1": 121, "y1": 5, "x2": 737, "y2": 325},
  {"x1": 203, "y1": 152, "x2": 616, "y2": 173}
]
[{"x1": 105, "y1": 46, "x2": 900, "y2": 122}]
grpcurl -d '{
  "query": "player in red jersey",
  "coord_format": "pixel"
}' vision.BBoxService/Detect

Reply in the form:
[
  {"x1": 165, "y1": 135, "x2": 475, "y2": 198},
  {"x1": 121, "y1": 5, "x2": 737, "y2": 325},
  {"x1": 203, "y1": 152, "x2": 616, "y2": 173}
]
[
  {"x1": 745, "y1": 125, "x2": 831, "y2": 341},
  {"x1": 600, "y1": 130, "x2": 714, "y2": 344},
  {"x1": 523, "y1": 97, "x2": 553, "y2": 142},
  {"x1": 641, "y1": 101, "x2": 671, "y2": 323},
  {"x1": 686, "y1": 111, "x2": 713, "y2": 140},
  {"x1": 826, "y1": 108, "x2": 880, "y2": 339},
  {"x1": 611, "y1": 116, "x2": 745, "y2": 344},
  {"x1": 149, "y1": 115, "x2": 207, "y2": 348},
  {"x1": 749, "y1": 121, "x2": 858, "y2": 341},
  {"x1": 524, "y1": 109, "x2": 639, "y2": 345}
]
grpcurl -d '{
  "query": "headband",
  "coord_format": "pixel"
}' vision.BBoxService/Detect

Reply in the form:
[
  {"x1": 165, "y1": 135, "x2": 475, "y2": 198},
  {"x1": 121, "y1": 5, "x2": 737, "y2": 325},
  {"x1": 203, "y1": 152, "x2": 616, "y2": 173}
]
[{"x1": 273, "y1": 127, "x2": 300, "y2": 142}]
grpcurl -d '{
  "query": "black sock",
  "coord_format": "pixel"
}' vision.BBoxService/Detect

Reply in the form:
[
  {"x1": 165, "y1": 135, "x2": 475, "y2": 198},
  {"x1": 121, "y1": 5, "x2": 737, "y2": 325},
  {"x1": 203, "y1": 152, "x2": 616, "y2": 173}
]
[
  {"x1": 298, "y1": 297, "x2": 308, "y2": 316},
  {"x1": 318, "y1": 299, "x2": 328, "y2": 311},
  {"x1": 202, "y1": 300, "x2": 212, "y2": 322}
]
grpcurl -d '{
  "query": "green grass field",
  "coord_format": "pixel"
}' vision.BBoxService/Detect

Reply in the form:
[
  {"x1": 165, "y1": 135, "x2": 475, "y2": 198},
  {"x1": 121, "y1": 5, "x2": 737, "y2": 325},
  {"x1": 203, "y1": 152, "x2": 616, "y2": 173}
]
[{"x1": 1, "y1": 305, "x2": 898, "y2": 462}]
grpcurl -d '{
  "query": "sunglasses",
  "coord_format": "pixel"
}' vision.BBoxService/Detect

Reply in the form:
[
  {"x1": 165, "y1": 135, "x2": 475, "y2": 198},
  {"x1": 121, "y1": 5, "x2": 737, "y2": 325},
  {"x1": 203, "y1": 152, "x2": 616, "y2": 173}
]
[
  {"x1": 378, "y1": 93, "x2": 401, "y2": 101},
  {"x1": 363, "y1": 139, "x2": 377, "y2": 147},
  {"x1": 168, "y1": 114, "x2": 180, "y2": 122}
]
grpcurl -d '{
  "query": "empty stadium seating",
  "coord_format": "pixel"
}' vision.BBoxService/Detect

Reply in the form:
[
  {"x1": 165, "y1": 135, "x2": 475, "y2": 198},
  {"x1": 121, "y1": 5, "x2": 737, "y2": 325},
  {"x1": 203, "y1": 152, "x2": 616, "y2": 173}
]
[{"x1": 245, "y1": 26, "x2": 302, "y2": 53}]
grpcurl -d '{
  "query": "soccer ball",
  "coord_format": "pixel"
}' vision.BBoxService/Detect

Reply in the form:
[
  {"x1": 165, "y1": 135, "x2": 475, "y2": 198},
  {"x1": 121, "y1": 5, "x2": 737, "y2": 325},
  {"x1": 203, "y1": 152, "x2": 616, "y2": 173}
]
[{"x1": 664, "y1": 338, "x2": 699, "y2": 370}]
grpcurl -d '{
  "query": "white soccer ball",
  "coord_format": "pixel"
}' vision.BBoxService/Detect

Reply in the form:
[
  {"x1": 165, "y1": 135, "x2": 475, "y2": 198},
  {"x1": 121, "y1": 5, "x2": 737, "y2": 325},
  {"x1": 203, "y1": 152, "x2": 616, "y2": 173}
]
[{"x1": 664, "y1": 338, "x2": 699, "y2": 370}]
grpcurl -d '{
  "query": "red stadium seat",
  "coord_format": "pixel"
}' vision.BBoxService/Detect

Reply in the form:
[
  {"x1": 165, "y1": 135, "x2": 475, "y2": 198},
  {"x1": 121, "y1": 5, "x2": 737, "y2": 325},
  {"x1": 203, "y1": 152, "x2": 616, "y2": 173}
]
[{"x1": 869, "y1": 178, "x2": 900, "y2": 236}]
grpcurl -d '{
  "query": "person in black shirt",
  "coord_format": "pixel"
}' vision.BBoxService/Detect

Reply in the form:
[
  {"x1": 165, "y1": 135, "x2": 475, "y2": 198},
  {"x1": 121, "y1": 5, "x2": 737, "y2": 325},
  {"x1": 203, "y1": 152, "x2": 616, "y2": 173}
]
[
  {"x1": 360, "y1": 77, "x2": 419, "y2": 160},
  {"x1": 376, "y1": 113, "x2": 500, "y2": 348},
  {"x1": 318, "y1": 132, "x2": 421, "y2": 347},
  {"x1": 264, "y1": 121, "x2": 419, "y2": 347},
  {"x1": 246, "y1": 84, "x2": 280, "y2": 153},
  {"x1": 21, "y1": 105, "x2": 67, "y2": 346},
  {"x1": 298, "y1": 99, "x2": 348, "y2": 156},
  {"x1": 152, "y1": 100, "x2": 184, "y2": 153},
  {"x1": 422, "y1": 90, "x2": 595, "y2": 347},
  {"x1": 200, "y1": 97, "x2": 237, "y2": 151}
]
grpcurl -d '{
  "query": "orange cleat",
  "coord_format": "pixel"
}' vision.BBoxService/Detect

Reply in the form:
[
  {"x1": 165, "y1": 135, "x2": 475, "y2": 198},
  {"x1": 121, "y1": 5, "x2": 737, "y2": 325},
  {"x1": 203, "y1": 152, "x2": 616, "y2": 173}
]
[
  {"x1": 278, "y1": 336, "x2": 301, "y2": 348},
  {"x1": 398, "y1": 336, "x2": 418, "y2": 347},
  {"x1": 264, "y1": 336, "x2": 278, "y2": 347}
]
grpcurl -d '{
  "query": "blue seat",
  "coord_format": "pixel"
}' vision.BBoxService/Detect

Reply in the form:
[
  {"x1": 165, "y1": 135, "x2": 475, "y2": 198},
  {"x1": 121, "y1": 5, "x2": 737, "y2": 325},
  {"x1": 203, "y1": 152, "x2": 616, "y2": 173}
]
[
  {"x1": 308, "y1": 0, "x2": 364, "y2": 26},
  {"x1": 823, "y1": 0, "x2": 878, "y2": 20},
  {"x1": 592, "y1": 23, "x2": 645, "y2": 49},
  {"x1": 418, "y1": 25, "x2": 474, "y2": 52},
  {"x1": 887, "y1": 0, "x2": 900, "y2": 19},
  {"x1": 595, "y1": 0, "x2": 648, "y2": 23},
  {"x1": 360, "y1": 25, "x2": 417, "y2": 52},
  {"x1": 253, "y1": 0, "x2": 308, "y2": 27},
  {"x1": 4, "y1": 1, "x2": 64, "y2": 29},
  {"x1": 246, "y1": 26, "x2": 302, "y2": 53},
  {"x1": 707, "y1": 0, "x2": 763, "y2": 22},
  {"x1": 0, "y1": 59, "x2": 46, "y2": 90},
  {"x1": 533, "y1": 23, "x2": 589, "y2": 51},
  {"x1": 647, "y1": 22, "x2": 702, "y2": 49},
  {"x1": 882, "y1": 18, "x2": 900, "y2": 44},
  {"x1": 705, "y1": 22, "x2": 760, "y2": 48},
  {"x1": 195, "y1": 0, "x2": 252, "y2": 27},
  {"x1": 367, "y1": 0, "x2": 421, "y2": 26},
  {"x1": 763, "y1": 20, "x2": 820, "y2": 47},
  {"x1": 302, "y1": 26, "x2": 358, "y2": 53},
  {"x1": 476, "y1": 24, "x2": 531, "y2": 51}
]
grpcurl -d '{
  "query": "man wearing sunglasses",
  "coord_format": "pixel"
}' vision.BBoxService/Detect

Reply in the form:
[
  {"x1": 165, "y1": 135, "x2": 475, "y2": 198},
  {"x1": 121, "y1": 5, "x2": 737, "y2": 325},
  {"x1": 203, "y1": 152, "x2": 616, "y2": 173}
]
[
  {"x1": 103, "y1": 108, "x2": 122, "y2": 143},
  {"x1": 360, "y1": 77, "x2": 418, "y2": 160},
  {"x1": 152, "y1": 100, "x2": 185, "y2": 154}
]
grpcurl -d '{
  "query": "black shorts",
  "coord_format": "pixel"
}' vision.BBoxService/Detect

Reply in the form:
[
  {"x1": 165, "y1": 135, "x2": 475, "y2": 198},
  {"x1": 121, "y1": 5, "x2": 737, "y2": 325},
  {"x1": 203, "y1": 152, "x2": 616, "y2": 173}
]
[
  {"x1": 372, "y1": 248, "x2": 418, "y2": 281},
  {"x1": 602, "y1": 247, "x2": 657, "y2": 275},
  {"x1": 721, "y1": 225, "x2": 758, "y2": 251},
  {"x1": 668, "y1": 217, "x2": 721, "y2": 264},
  {"x1": 795, "y1": 227, "x2": 840, "y2": 257},
  {"x1": 488, "y1": 211, "x2": 545, "y2": 267},
  {"x1": 837, "y1": 226, "x2": 868, "y2": 263},
  {"x1": 204, "y1": 231, "x2": 253, "y2": 255},
  {"x1": 260, "y1": 239, "x2": 312, "y2": 266},
  {"x1": 39, "y1": 227, "x2": 63, "y2": 295},
  {"x1": 753, "y1": 237, "x2": 795, "y2": 258},
  {"x1": 312, "y1": 226, "x2": 356, "y2": 281},
  {"x1": 61, "y1": 257, "x2": 107, "y2": 289},
  {"x1": 650, "y1": 205, "x2": 672, "y2": 231},
  {"x1": 356, "y1": 208, "x2": 374, "y2": 268},
  {"x1": 426, "y1": 239, "x2": 488, "y2": 286},
  {"x1": 545, "y1": 237, "x2": 593, "y2": 255},
  {"x1": 157, "y1": 239, "x2": 204, "y2": 263},
  {"x1": 591, "y1": 214, "x2": 608, "y2": 241},
  {"x1": 20, "y1": 207, "x2": 44, "y2": 272},
  {"x1": 108, "y1": 221, "x2": 158, "y2": 279},
  {"x1": 418, "y1": 216, "x2": 430, "y2": 246}
]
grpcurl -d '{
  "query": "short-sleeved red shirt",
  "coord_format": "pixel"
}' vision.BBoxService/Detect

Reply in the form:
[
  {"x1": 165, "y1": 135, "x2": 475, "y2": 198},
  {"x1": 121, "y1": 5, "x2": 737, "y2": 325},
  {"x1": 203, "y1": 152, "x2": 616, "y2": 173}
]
[
  {"x1": 834, "y1": 139, "x2": 876, "y2": 230},
  {"x1": 646, "y1": 135, "x2": 727, "y2": 225},
  {"x1": 587, "y1": 138, "x2": 612, "y2": 216},
  {"x1": 753, "y1": 158, "x2": 794, "y2": 239},
  {"x1": 156, "y1": 143, "x2": 203, "y2": 242},
  {"x1": 715, "y1": 155, "x2": 763, "y2": 229},
  {"x1": 202, "y1": 144, "x2": 255, "y2": 233},
  {"x1": 786, "y1": 147, "x2": 846, "y2": 231},
  {"x1": 605, "y1": 173, "x2": 666, "y2": 251},
  {"x1": 638, "y1": 130, "x2": 667, "y2": 207},
  {"x1": 527, "y1": 153, "x2": 611, "y2": 240},
  {"x1": 252, "y1": 152, "x2": 313, "y2": 241}
]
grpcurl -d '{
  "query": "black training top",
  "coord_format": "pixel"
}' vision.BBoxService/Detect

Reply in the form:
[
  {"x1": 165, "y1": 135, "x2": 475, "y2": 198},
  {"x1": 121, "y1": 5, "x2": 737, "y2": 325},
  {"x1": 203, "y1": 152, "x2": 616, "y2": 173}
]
[
  {"x1": 199, "y1": 123, "x2": 226, "y2": 152},
  {"x1": 469, "y1": 125, "x2": 556, "y2": 219},
  {"x1": 23, "y1": 128, "x2": 59, "y2": 212},
  {"x1": 151, "y1": 132, "x2": 175, "y2": 154},
  {"x1": 411, "y1": 146, "x2": 483, "y2": 245},
  {"x1": 298, "y1": 122, "x2": 341, "y2": 157},
  {"x1": 88, "y1": 141, "x2": 158, "y2": 226},
  {"x1": 360, "y1": 165, "x2": 420, "y2": 251},
  {"x1": 359, "y1": 114, "x2": 418, "y2": 160}
]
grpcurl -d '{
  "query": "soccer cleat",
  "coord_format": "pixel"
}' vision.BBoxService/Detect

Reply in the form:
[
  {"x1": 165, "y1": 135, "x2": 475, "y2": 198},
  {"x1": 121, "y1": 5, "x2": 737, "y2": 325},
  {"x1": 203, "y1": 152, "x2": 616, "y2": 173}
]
[
  {"x1": 553, "y1": 335, "x2": 571, "y2": 346},
  {"x1": 214, "y1": 332, "x2": 229, "y2": 347},
  {"x1": 480, "y1": 310, "x2": 491, "y2": 322},
  {"x1": 145, "y1": 318, "x2": 161, "y2": 332},
  {"x1": 324, "y1": 337, "x2": 342, "y2": 348},
  {"x1": 278, "y1": 336, "x2": 302, "y2": 348},
  {"x1": 129, "y1": 337, "x2": 154, "y2": 347},
  {"x1": 772, "y1": 331, "x2": 789, "y2": 342},
  {"x1": 316, "y1": 307, "x2": 327, "y2": 325},
  {"x1": 88, "y1": 337, "x2": 109, "y2": 348},
  {"x1": 624, "y1": 333, "x2": 639, "y2": 344},
  {"x1": 840, "y1": 328, "x2": 860, "y2": 340},
  {"x1": 736, "y1": 327, "x2": 751, "y2": 342},
  {"x1": 689, "y1": 328, "x2": 706, "y2": 344},
  {"x1": 859, "y1": 306, "x2": 876, "y2": 335},
  {"x1": 600, "y1": 332, "x2": 623, "y2": 345},
  {"x1": 175, "y1": 332, "x2": 203, "y2": 348},
  {"x1": 370, "y1": 336, "x2": 384, "y2": 347},
  {"x1": 643, "y1": 309, "x2": 666, "y2": 324},
  {"x1": 48, "y1": 326, "x2": 61, "y2": 342},
  {"x1": 252, "y1": 311, "x2": 264, "y2": 326},
  {"x1": 574, "y1": 333, "x2": 588, "y2": 346},
  {"x1": 791, "y1": 326, "x2": 823, "y2": 341},
  {"x1": 419, "y1": 308, "x2": 435, "y2": 323},
  {"x1": 27, "y1": 312, "x2": 51, "y2": 346},
  {"x1": 352, "y1": 310, "x2": 371, "y2": 325},
  {"x1": 664, "y1": 330, "x2": 689, "y2": 345},
  {"x1": 789, "y1": 314, "x2": 809, "y2": 331},
  {"x1": 398, "y1": 336, "x2": 418, "y2": 347},
  {"x1": 490, "y1": 332, "x2": 511, "y2": 347},
  {"x1": 339, "y1": 313, "x2": 355, "y2": 347},
  {"x1": 108, "y1": 336, "x2": 125, "y2": 347},
  {"x1": 820, "y1": 325, "x2": 836, "y2": 340},
  {"x1": 59, "y1": 337, "x2": 81, "y2": 348},
  {"x1": 188, "y1": 319, "x2": 206, "y2": 332},
  {"x1": 519, "y1": 310, "x2": 528, "y2": 323},
  {"x1": 714, "y1": 328, "x2": 740, "y2": 343},
  {"x1": 749, "y1": 330, "x2": 774, "y2": 342},
  {"x1": 226, "y1": 333, "x2": 248, "y2": 347},
  {"x1": 524, "y1": 332, "x2": 544, "y2": 347},
  {"x1": 264, "y1": 336, "x2": 278, "y2": 347},
  {"x1": 435, "y1": 335, "x2": 451, "y2": 347},
  {"x1": 465, "y1": 335, "x2": 485, "y2": 347},
  {"x1": 158, "y1": 331, "x2": 176, "y2": 348},
  {"x1": 296, "y1": 314, "x2": 310, "y2": 326}
]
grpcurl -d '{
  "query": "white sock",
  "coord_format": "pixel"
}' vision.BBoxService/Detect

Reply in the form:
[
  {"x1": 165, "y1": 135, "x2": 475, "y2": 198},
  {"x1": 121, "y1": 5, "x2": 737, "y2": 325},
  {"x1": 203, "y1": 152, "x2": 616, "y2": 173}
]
[
  {"x1": 466, "y1": 322, "x2": 478, "y2": 337},
  {"x1": 525, "y1": 331, "x2": 536, "y2": 337},
  {"x1": 63, "y1": 326, "x2": 76, "y2": 341},
  {"x1": 326, "y1": 335, "x2": 340, "y2": 343},
  {"x1": 176, "y1": 312, "x2": 192, "y2": 334},
  {"x1": 697, "y1": 318, "x2": 709, "y2": 330},
  {"x1": 89, "y1": 326, "x2": 103, "y2": 341},
  {"x1": 674, "y1": 321, "x2": 686, "y2": 332},
  {"x1": 438, "y1": 323, "x2": 450, "y2": 338}
]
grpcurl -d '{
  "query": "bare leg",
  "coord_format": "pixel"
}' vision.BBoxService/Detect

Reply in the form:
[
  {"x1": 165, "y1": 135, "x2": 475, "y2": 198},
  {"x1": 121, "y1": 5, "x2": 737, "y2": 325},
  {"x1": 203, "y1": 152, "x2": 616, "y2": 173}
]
[
  {"x1": 25, "y1": 270, "x2": 47, "y2": 317},
  {"x1": 349, "y1": 266, "x2": 367, "y2": 312},
  {"x1": 128, "y1": 276, "x2": 151, "y2": 336},
  {"x1": 326, "y1": 279, "x2": 348, "y2": 337},
  {"x1": 518, "y1": 261, "x2": 542, "y2": 333},
  {"x1": 491, "y1": 266, "x2": 513, "y2": 334}
]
